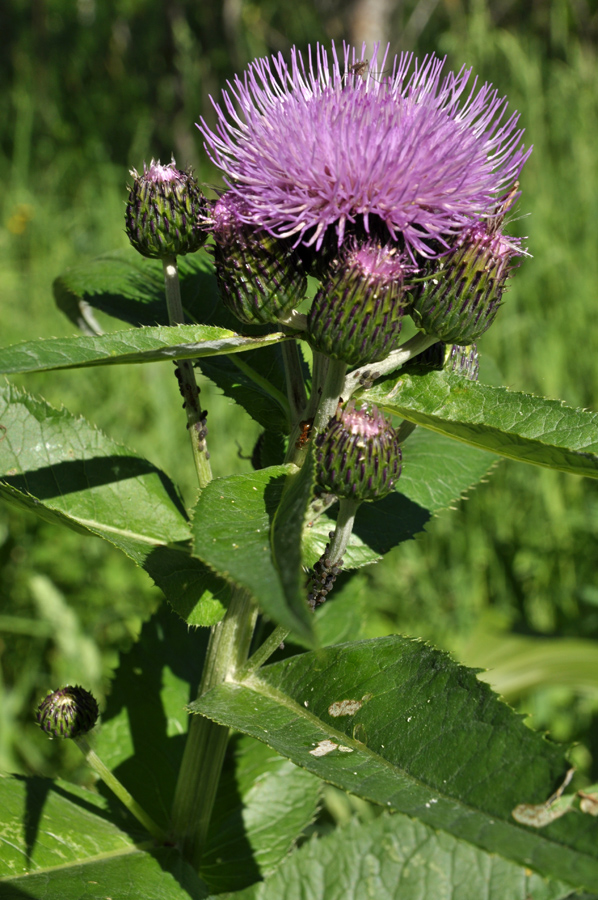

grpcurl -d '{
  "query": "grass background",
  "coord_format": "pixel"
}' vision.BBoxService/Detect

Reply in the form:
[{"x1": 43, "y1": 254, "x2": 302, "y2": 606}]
[{"x1": 1, "y1": 0, "x2": 598, "y2": 781}]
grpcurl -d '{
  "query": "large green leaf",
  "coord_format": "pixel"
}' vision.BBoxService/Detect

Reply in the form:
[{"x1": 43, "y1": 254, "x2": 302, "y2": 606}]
[
  {"x1": 95, "y1": 605, "x2": 320, "y2": 894},
  {"x1": 0, "y1": 775, "x2": 209, "y2": 899},
  {"x1": 0, "y1": 382, "x2": 226, "y2": 626},
  {"x1": 192, "y1": 637, "x2": 598, "y2": 892},
  {"x1": 229, "y1": 812, "x2": 581, "y2": 900},
  {"x1": 0, "y1": 324, "x2": 286, "y2": 376},
  {"x1": 53, "y1": 249, "x2": 221, "y2": 331},
  {"x1": 191, "y1": 467, "x2": 314, "y2": 643},
  {"x1": 362, "y1": 369, "x2": 598, "y2": 478}
]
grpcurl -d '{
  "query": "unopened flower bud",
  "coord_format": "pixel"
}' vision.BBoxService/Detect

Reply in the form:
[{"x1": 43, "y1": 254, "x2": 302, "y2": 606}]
[
  {"x1": 315, "y1": 400, "x2": 402, "y2": 501},
  {"x1": 36, "y1": 686, "x2": 99, "y2": 739},
  {"x1": 308, "y1": 241, "x2": 412, "y2": 367},
  {"x1": 211, "y1": 193, "x2": 307, "y2": 325},
  {"x1": 410, "y1": 207, "x2": 525, "y2": 343},
  {"x1": 125, "y1": 159, "x2": 209, "y2": 259}
]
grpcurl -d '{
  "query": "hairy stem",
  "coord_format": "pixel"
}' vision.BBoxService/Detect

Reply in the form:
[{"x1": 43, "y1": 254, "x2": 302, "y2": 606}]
[
  {"x1": 239, "y1": 623, "x2": 289, "y2": 678},
  {"x1": 327, "y1": 497, "x2": 361, "y2": 563},
  {"x1": 281, "y1": 336, "x2": 308, "y2": 427},
  {"x1": 311, "y1": 358, "x2": 348, "y2": 437},
  {"x1": 162, "y1": 254, "x2": 212, "y2": 489},
  {"x1": 75, "y1": 736, "x2": 167, "y2": 843},
  {"x1": 343, "y1": 332, "x2": 438, "y2": 399}
]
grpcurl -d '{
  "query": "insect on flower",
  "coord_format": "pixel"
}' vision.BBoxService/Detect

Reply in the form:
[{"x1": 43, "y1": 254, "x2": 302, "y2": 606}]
[{"x1": 345, "y1": 59, "x2": 388, "y2": 84}]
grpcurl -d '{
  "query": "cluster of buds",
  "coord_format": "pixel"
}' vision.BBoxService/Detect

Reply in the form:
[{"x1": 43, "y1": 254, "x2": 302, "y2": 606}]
[
  {"x1": 125, "y1": 159, "x2": 524, "y2": 369},
  {"x1": 121, "y1": 44, "x2": 531, "y2": 614}
]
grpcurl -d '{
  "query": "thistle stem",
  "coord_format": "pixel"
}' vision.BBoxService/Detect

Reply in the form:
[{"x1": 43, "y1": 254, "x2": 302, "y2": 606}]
[
  {"x1": 306, "y1": 352, "x2": 330, "y2": 420},
  {"x1": 238, "y1": 623, "x2": 289, "y2": 678},
  {"x1": 281, "y1": 337, "x2": 308, "y2": 427},
  {"x1": 74, "y1": 736, "x2": 167, "y2": 843},
  {"x1": 327, "y1": 498, "x2": 360, "y2": 563},
  {"x1": 343, "y1": 332, "x2": 438, "y2": 399},
  {"x1": 162, "y1": 255, "x2": 212, "y2": 489},
  {"x1": 170, "y1": 587, "x2": 257, "y2": 869},
  {"x1": 240, "y1": 498, "x2": 361, "y2": 669},
  {"x1": 311, "y1": 358, "x2": 347, "y2": 436}
]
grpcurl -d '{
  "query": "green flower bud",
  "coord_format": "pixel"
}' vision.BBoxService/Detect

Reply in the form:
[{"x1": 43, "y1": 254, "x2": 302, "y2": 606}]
[
  {"x1": 125, "y1": 159, "x2": 209, "y2": 259},
  {"x1": 36, "y1": 686, "x2": 99, "y2": 739},
  {"x1": 308, "y1": 241, "x2": 412, "y2": 367},
  {"x1": 315, "y1": 400, "x2": 402, "y2": 502},
  {"x1": 410, "y1": 213, "x2": 525, "y2": 344},
  {"x1": 211, "y1": 192, "x2": 307, "y2": 325}
]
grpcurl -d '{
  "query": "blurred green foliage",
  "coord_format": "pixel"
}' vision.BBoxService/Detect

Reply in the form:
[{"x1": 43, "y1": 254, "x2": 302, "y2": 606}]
[{"x1": 1, "y1": 0, "x2": 598, "y2": 781}]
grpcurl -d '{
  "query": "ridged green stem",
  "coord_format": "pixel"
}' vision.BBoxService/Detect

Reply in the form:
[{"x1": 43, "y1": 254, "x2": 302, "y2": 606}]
[
  {"x1": 311, "y1": 358, "x2": 348, "y2": 437},
  {"x1": 238, "y1": 623, "x2": 289, "y2": 678},
  {"x1": 281, "y1": 336, "x2": 308, "y2": 427},
  {"x1": 170, "y1": 587, "x2": 257, "y2": 869},
  {"x1": 327, "y1": 498, "x2": 361, "y2": 564}
]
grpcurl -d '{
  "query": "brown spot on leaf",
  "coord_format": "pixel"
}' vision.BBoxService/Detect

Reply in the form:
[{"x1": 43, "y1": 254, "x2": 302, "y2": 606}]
[{"x1": 328, "y1": 699, "x2": 363, "y2": 717}]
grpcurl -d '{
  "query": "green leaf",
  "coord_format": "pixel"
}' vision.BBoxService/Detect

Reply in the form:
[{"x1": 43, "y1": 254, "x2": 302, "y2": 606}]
[
  {"x1": 0, "y1": 382, "x2": 226, "y2": 626},
  {"x1": 0, "y1": 324, "x2": 287, "y2": 376},
  {"x1": 303, "y1": 426, "x2": 495, "y2": 570},
  {"x1": 94, "y1": 604, "x2": 319, "y2": 895},
  {"x1": 191, "y1": 467, "x2": 314, "y2": 643},
  {"x1": 0, "y1": 775, "x2": 210, "y2": 899},
  {"x1": 53, "y1": 248, "x2": 220, "y2": 331},
  {"x1": 362, "y1": 369, "x2": 598, "y2": 479},
  {"x1": 235, "y1": 812, "x2": 581, "y2": 900},
  {"x1": 192, "y1": 636, "x2": 598, "y2": 892},
  {"x1": 271, "y1": 451, "x2": 317, "y2": 636}
]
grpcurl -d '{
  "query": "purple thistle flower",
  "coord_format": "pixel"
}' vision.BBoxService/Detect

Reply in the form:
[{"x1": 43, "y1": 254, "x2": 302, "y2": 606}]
[{"x1": 199, "y1": 43, "x2": 531, "y2": 259}]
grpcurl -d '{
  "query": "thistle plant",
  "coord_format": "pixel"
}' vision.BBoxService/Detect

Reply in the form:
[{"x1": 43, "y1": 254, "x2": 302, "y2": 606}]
[{"x1": 2, "y1": 42, "x2": 598, "y2": 900}]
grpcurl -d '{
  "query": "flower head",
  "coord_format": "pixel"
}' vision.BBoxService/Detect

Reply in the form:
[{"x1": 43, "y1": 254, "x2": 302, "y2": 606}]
[{"x1": 200, "y1": 43, "x2": 530, "y2": 258}]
